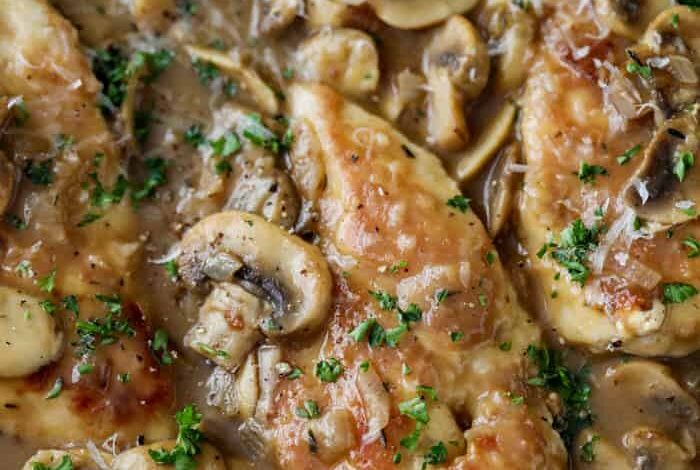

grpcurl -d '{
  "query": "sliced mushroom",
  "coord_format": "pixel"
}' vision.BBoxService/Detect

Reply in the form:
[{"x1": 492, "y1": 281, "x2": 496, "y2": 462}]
[
  {"x1": 185, "y1": 46, "x2": 279, "y2": 115},
  {"x1": 307, "y1": 409, "x2": 357, "y2": 464},
  {"x1": 0, "y1": 286, "x2": 63, "y2": 378},
  {"x1": 23, "y1": 449, "x2": 113, "y2": 470},
  {"x1": 179, "y1": 211, "x2": 332, "y2": 338},
  {"x1": 185, "y1": 283, "x2": 267, "y2": 370},
  {"x1": 627, "y1": 7, "x2": 700, "y2": 114},
  {"x1": 363, "y1": 0, "x2": 478, "y2": 29},
  {"x1": 256, "y1": 0, "x2": 301, "y2": 36},
  {"x1": 112, "y1": 441, "x2": 226, "y2": 469},
  {"x1": 255, "y1": 344, "x2": 281, "y2": 421},
  {"x1": 129, "y1": 0, "x2": 176, "y2": 34},
  {"x1": 423, "y1": 16, "x2": 490, "y2": 152},
  {"x1": 455, "y1": 101, "x2": 517, "y2": 181},
  {"x1": 622, "y1": 427, "x2": 694, "y2": 469},
  {"x1": 594, "y1": 0, "x2": 673, "y2": 40},
  {"x1": 355, "y1": 366, "x2": 390, "y2": 443},
  {"x1": 483, "y1": 143, "x2": 520, "y2": 237},
  {"x1": 296, "y1": 28, "x2": 379, "y2": 97},
  {"x1": 206, "y1": 354, "x2": 260, "y2": 420},
  {"x1": 0, "y1": 150, "x2": 15, "y2": 215},
  {"x1": 306, "y1": 0, "x2": 351, "y2": 27},
  {"x1": 381, "y1": 68, "x2": 426, "y2": 122},
  {"x1": 224, "y1": 156, "x2": 300, "y2": 230},
  {"x1": 623, "y1": 108, "x2": 700, "y2": 227},
  {"x1": 477, "y1": 0, "x2": 536, "y2": 92}
]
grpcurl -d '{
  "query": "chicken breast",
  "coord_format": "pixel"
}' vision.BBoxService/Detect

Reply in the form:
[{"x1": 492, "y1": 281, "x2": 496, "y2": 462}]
[
  {"x1": 518, "y1": 3, "x2": 700, "y2": 357},
  {"x1": 0, "y1": 0, "x2": 173, "y2": 446},
  {"x1": 251, "y1": 83, "x2": 568, "y2": 469}
]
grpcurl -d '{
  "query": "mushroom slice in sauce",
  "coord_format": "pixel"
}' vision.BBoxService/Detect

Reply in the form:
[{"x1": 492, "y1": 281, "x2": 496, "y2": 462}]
[
  {"x1": 594, "y1": 0, "x2": 674, "y2": 40},
  {"x1": 455, "y1": 101, "x2": 517, "y2": 182},
  {"x1": 623, "y1": 108, "x2": 700, "y2": 227},
  {"x1": 423, "y1": 15, "x2": 490, "y2": 152},
  {"x1": 179, "y1": 211, "x2": 333, "y2": 338},
  {"x1": 0, "y1": 285, "x2": 64, "y2": 378},
  {"x1": 185, "y1": 45, "x2": 280, "y2": 115},
  {"x1": 23, "y1": 449, "x2": 113, "y2": 470},
  {"x1": 477, "y1": 0, "x2": 536, "y2": 92},
  {"x1": 483, "y1": 142, "x2": 520, "y2": 237},
  {"x1": 622, "y1": 426, "x2": 695, "y2": 469},
  {"x1": 362, "y1": 0, "x2": 479, "y2": 29},
  {"x1": 296, "y1": 28, "x2": 380, "y2": 97},
  {"x1": 112, "y1": 441, "x2": 227, "y2": 469}
]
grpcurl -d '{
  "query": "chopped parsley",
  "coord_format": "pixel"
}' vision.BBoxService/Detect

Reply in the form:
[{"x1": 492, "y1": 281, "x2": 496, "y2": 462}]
[
  {"x1": 4, "y1": 214, "x2": 27, "y2": 230},
  {"x1": 164, "y1": 260, "x2": 180, "y2": 281},
  {"x1": 349, "y1": 318, "x2": 377, "y2": 342},
  {"x1": 55, "y1": 134, "x2": 74, "y2": 151},
  {"x1": 62, "y1": 295, "x2": 79, "y2": 316},
  {"x1": 626, "y1": 59, "x2": 652, "y2": 79},
  {"x1": 359, "y1": 360, "x2": 370, "y2": 372},
  {"x1": 75, "y1": 294, "x2": 134, "y2": 356},
  {"x1": 37, "y1": 269, "x2": 56, "y2": 293},
  {"x1": 192, "y1": 58, "x2": 220, "y2": 85},
  {"x1": 389, "y1": 259, "x2": 408, "y2": 273},
  {"x1": 499, "y1": 341, "x2": 512, "y2": 351},
  {"x1": 31, "y1": 455, "x2": 73, "y2": 470},
  {"x1": 545, "y1": 219, "x2": 600, "y2": 285},
  {"x1": 580, "y1": 434, "x2": 600, "y2": 463},
  {"x1": 87, "y1": 172, "x2": 128, "y2": 208},
  {"x1": 416, "y1": 385, "x2": 438, "y2": 401},
  {"x1": 485, "y1": 251, "x2": 496, "y2": 265},
  {"x1": 295, "y1": 400, "x2": 321, "y2": 419},
  {"x1": 287, "y1": 367, "x2": 303, "y2": 380},
  {"x1": 577, "y1": 162, "x2": 607, "y2": 184},
  {"x1": 423, "y1": 441, "x2": 447, "y2": 466},
  {"x1": 662, "y1": 282, "x2": 698, "y2": 304},
  {"x1": 93, "y1": 46, "x2": 130, "y2": 112},
  {"x1": 450, "y1": 331, "x2": 464, "y2": 342},
  {"x1": 617, "y1": 144, "x2": 641, "y2": 165},
  {"x1": 385, "y1": 322, "x2": 408, "y2": 347},
  {"x1": 45, "y1": 377, "x2": 64, "y2": 400},
  {"x1": 683, "y1": 235, "x2": 700, "y2": 258},
  {"x1": 78, "y1": 363, "x2": 94, "y2": 375},
  {"x1": 134, "y1": 108, "x2": 155, "y2": 144},
  {"x1": 673, "y1": 151, "x2": 695, "y2": 182},
  {"x1": 398, "y1": 396, "x2": 429, "y2": 424},
  {"x1": 128, "y1": 49, "x2": 175, "y2": 83},
  {"x1": 25, "y1": 159, "x2": 54, "y2": 186},
  {"x1": 527, "y1": 345, "x2": 593, "y2": 447},
  {"x1": 446, "y1": 194, "x2": 470, "y2": 213},
  {"x1": 508, "y1": 392, "x2": 525, "y2": 405},
  {"x1": 12, "y1": 99, "x2": 30, "y2": 125},
  {"x1": 209, "y1": 131, "x2": 241, "y2": 175},
  {"x1": 77, "y1": 213, "x2": 103, "y2": 227},
  {"x1": 436, "y1": 289, "x2": 454, "y2": 303},
  {"x1": 400, "y1": 425, "x2": 422, "y2": 450},
  {"x1": 39, "y1": 300, "x2": 57, "y2": 315},
  {"x1": 369, "y1": 290, "x2": 397, "y2": 310},
  {"x1": 132, "y1": 157, "x2": 167, "y2": 202},
  {"x1": 241, "y1": 114, "x2": 288, "y2": 154},
  {"x1": 149, "y1": 404, "x2": 204, "y2": 469},
  {"x1": 184, "y1": 124, "x2": 206, "y2": 147},
  {"x1": 152, "y1": 328, "x2": 173, "y2": 365},
  {"x1": 671, "y1": 13, "x2": 680, "y2": 28},
  {"x1": 315, "y1": 358, "x2": 343, "y2": 383},
  {"x1": 398, "y1": 303, "x2": 422, "y2": 323}
]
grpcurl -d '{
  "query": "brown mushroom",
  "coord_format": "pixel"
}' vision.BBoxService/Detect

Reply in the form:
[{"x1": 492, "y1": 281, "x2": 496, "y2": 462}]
[
  {"x1": 622, "y1": 427, "x2": 694, "y2": 469},
  {"x1": 363, "y1": 0, "x2": 478, "y2": 30},
  {"x1": 423, "y1": 16, "x2": 489, "y2": 152},
  {"x1": 594, "y1": 0, "x2": 674, "y2": 40},
  {"x1": 623, "y1": 108, "x2": 700, "y2": 227},
  {"x1": 482, "y1": 143, "x2": 521, "y2": 237}
]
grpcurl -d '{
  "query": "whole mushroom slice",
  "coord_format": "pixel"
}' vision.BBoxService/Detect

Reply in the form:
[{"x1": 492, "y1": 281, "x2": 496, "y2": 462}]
[
  {"x1": 594, "y1": 0, "x2": 673, "y2": 40},
  {"x1": 112, "y1": 441, "x2": 226, "y2": 470},
  {"x1": 477, "y1": 0, "x2": 536, "y2": 92},
  {"x1": 623, "y1": 108, "x2": 700, "y2": 227},
  {"x1": 622, "y1": 427, "x2": 694, "y2": 469},
  {"x1": 255, "y1": 0, "x2": 301, "y2": 36},
  {"x1": 23, "y1": 449, "x2": 113, "y2": 470},
  {"x1": 455, "y1": 101, "x2": 517, "y2": 182},
  {"x1": 363, "y1": 0, "x2": 478, "y2": 29},
  {"x1": 185, "y1": 282, "x2": 267, "y2": 371},
  {"x1": 0, "y1": 285, "x2": 63, "y2": 378},
  {"x1": 179, "y1": 211, "x2": 333, "y2": 338},
  {"x1": 224, "y1": 156, "x2": 301, "y2": 230},
  {"x1": 423, "y1": 15, "x2": 490, "y2": 152},
  {"x1": 482, "y1": 143, "x2": 520, "y2": 237},
  {"x1": 185, "y1": 45, "x2": 279, "y2": 115},
  {"x1": 296, "y1": 28, "x2": 379, "y2": 97}
]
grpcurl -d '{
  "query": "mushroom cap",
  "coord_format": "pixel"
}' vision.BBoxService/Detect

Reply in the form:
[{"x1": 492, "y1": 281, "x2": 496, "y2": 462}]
[
  {"x1": 423, "y1": 15, "x2": 490, "y2": 100},
  {"x1": 623, "y1": 108, "x2": 700, "y2": 227},
  {"x1": 594, "y1": 0, "x2": 674, "y2": 40},
  {"x1": 0, "y1": 285, "x2": 63, "y2": 378},
  {"x1": 179, "y1": 211, "x2": 333, "y2": 338},
  {"x1": 365, "y1": 0, "x2": 478, "y2": 29}
]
